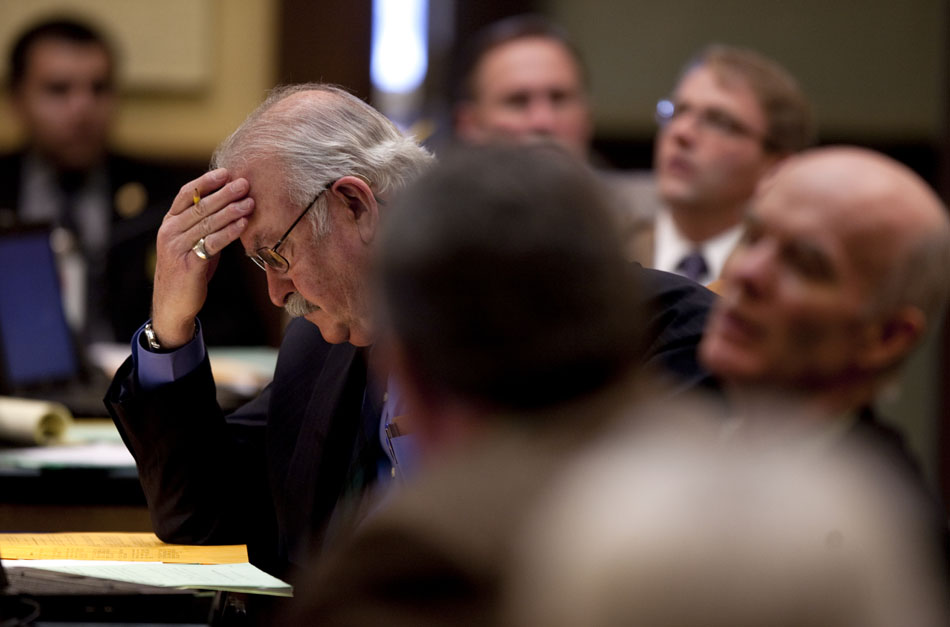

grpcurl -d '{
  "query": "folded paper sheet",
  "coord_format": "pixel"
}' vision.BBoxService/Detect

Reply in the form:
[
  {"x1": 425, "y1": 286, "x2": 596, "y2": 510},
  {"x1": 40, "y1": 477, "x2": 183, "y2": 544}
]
[
  {"x1": 6, "y1": 560, "x2": 293, "y2": 597},
  {"x1": 1, "y1": 533, "x2": 293, "y2": 597},
  {"x1": 0, "y1": 532, "x2": 247, "y2": 564}
]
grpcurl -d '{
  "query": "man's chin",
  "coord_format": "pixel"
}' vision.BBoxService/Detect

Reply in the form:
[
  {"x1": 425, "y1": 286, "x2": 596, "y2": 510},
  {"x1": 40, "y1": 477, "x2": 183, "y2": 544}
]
[
  {"x1": 302, "y1": 314, "x2": 341, "y2": 342},
  {"x1": 346, "y1": 329, "x2": 373, "y2": 346},
  {"x1": 700, "y1": 336, "x2": 764, "y2": 384},
  {"x1": 309, "y1": 318, "x2": 377, "y2": 347},
  {"x1": 656, "y1": 185, "x2": 699, "y2": 210}
]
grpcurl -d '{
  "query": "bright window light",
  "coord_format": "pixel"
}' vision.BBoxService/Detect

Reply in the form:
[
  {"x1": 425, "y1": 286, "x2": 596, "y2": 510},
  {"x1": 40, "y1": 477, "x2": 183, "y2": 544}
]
[{"x1": 371, "y1": 0, "x2": 428, "y2": 94}]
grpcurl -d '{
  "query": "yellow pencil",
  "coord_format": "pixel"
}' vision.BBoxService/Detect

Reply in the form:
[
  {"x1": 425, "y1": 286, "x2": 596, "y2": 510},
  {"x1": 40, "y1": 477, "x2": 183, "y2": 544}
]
[{"x1": 193, "y1": 187, "x2": 201, "y2": 206}]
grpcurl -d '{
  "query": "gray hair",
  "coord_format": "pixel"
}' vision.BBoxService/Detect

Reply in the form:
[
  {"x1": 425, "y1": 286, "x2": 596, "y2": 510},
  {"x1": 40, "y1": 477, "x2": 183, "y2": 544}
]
[
  {"x1": 211, "y1": 83, "x2": 434, "y2": 235},
  {"x1": 875, "y1": 220, "x2": 950, "y2": 324}
]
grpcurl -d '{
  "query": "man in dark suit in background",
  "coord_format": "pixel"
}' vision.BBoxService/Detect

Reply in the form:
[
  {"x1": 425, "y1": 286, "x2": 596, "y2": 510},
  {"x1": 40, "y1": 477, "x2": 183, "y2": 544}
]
[{"x1": 0, "y1": 17, "x2": 274, "y2": 346}]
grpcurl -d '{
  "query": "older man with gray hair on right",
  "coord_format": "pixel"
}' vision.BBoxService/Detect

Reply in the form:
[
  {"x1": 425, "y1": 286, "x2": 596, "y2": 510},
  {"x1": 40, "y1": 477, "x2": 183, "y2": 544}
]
[{"x1": 699, "y1": 146, "x2": 950, "y2": 523}]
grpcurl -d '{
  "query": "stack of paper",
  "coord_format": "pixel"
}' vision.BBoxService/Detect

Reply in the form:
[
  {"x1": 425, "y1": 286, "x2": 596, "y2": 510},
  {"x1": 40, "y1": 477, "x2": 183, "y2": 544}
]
[{"x1": 0, "y1": 532, "x2": 291, "y2": 596}]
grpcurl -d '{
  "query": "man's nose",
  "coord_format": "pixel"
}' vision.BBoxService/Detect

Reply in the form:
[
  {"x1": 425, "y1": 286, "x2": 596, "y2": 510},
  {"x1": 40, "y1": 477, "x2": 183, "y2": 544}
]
[
  {"x1": 66, "y1": 85, "x2": 98, "y2": 111},
  {"x1": 665, "y1": 112, "x2": 700, "y2": 146},
  {"x1": 724, "y1": 241, "x2": 774, "y2": 299},
  {"x1": 266, "y1": 271, "x2": 296, "y2": 308},
  {"x1": 525, "y1": 98, "x2": 559, "y2": 134}
]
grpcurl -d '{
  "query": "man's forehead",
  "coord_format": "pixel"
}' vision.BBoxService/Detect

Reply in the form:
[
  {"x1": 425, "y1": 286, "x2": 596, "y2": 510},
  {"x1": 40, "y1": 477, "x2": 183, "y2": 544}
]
[
  {"x1": 28, "y1": 39, "x2": 110, "y2": 69},
  {"x1": 675, "y1": 64, "x2": 759, "y2": 109},
  {"x1": 236, "y1": 163, "x2": 292, "y2": 247},
  {"x1": 476, "y1": 37, "x2": 582, "y2": 90},
  {"x1": 752, "y1": 172, "x2": 884, "y2": 279},
  {"x1": 750, "y1": 174, "x2": 844, "y2": 244}
]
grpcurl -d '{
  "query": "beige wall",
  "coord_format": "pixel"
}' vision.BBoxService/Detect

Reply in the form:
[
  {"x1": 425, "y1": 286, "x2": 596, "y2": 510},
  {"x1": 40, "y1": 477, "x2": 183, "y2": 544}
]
[
  {"x1": 549, "y1": 0, "x2": 945, "y2": 141},
  {"x1": 0, "y1": 0, "x2": 278, "y2": 161},
  {"x1": 5, "y1": 0, "x2": 942, "y2": 158}
]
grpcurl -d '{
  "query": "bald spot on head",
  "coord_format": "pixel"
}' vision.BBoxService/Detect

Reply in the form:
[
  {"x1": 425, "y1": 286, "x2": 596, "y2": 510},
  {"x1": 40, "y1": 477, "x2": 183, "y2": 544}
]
[
  {"x1": 264, "y1": 86, "x2": 336, "y2": 116},
  {"x1": 761, "y1": 147, "x2": 950, "y2": 314}
]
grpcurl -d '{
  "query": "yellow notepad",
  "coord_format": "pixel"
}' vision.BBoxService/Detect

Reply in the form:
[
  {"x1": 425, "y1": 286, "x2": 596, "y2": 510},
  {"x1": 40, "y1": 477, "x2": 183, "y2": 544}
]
[{"x1": 0, "y1": 532, "x2": 248, "y2": 564}]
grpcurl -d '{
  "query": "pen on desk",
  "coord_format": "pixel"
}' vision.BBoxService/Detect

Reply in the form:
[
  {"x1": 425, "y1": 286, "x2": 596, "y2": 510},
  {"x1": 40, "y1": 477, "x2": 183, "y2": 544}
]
[{"x1": 193, "y1": 187, "x2": 201, "y2": 206}]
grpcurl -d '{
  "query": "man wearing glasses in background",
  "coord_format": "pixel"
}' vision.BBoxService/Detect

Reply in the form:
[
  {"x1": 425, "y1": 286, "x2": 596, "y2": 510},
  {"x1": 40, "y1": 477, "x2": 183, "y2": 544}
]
[{"x1": 642, "y1": 45, "x2": 814, "y2": 284}]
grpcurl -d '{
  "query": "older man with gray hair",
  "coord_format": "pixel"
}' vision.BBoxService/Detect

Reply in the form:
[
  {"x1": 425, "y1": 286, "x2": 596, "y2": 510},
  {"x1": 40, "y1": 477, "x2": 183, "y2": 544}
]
[
  {"x1": 106, "y1": 84, "x2": 434, "y2": 578},
  {"x1": 700, "y1": 146, "x2": 950, "y2": 487}
]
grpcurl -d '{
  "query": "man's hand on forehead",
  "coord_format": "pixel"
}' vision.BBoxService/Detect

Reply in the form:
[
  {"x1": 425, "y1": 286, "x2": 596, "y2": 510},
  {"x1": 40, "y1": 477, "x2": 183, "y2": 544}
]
[{"x1": 149, "y1": 168, "x2": 255, "y2": 349}]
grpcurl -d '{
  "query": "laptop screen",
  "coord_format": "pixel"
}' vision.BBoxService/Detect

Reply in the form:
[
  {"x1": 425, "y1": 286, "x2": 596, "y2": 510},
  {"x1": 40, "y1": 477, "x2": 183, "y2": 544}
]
[{"x1": 0, "y1": 227, "x2": 80, "y2": 389}]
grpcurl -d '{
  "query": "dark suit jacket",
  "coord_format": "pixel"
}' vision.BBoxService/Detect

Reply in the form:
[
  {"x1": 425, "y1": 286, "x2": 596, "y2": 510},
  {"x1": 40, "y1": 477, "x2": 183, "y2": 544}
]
[
  {"x1": 104, "y1": 266, "x2": 716, "y2": 579},
  {"x1": 106, "y1": 317, "x2": 375, "y2": 577},
  {"x1": 0, "y1": 150, "x2": 276, "y2": 345}
]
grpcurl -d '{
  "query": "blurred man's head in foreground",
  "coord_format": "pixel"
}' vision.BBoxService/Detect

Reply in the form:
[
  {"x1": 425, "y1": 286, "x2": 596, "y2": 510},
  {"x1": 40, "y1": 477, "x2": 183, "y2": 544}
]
[
  {"x1": 508, "y1": 426, "x2": 948, "y2": 627},
  {"x1": 375, "y1": 144, "x2": 642, "y2": 450}
]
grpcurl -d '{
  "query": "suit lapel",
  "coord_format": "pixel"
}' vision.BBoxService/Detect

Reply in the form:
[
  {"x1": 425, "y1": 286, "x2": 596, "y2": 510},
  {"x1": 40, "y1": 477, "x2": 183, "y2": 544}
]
[{"x1": 274, "y1": 340, "x2": 367, "y2": 564}]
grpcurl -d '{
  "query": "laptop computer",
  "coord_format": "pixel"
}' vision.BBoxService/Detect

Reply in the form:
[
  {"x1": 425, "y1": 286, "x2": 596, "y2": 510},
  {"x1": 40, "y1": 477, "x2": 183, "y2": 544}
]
[{"x1": 0, "y1": 225, "x2": 112, "y2": 417}]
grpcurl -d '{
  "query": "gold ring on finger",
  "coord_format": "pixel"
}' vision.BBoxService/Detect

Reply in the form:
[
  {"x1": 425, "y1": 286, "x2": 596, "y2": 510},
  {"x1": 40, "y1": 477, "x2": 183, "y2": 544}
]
[{"x1": 192, "y1": 237, "x2": 210, "y2": 260}]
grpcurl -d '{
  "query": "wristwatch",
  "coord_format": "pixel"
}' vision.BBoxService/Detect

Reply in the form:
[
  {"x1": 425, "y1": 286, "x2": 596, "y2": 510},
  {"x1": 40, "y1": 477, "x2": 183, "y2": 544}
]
[{"x1": 143, "y1": 321, "x2": 162, "y2": 350}]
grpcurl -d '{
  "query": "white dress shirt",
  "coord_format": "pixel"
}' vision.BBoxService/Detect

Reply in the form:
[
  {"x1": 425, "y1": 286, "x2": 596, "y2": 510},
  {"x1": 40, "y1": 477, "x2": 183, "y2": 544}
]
[{"x1": 652, "y1": 208, "x2": 744, "y2": 284}]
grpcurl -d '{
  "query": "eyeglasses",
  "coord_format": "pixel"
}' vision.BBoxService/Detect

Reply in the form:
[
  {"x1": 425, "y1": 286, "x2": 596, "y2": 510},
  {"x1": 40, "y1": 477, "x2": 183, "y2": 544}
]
[
  {"x1": 655, "y1": 99, "x2": 773, "y2": 149},
  {"x1": 249, "y1": 185, "x2": 328, "y2": 273}
]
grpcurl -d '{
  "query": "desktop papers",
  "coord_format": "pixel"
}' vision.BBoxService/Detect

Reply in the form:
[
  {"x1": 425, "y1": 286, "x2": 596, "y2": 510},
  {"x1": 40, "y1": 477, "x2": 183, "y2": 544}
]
[
  {"x1": 0, "y1": 532, "x2": 247, "y2": 563},
  {"x1": 0, "y1": 418, "x2": 132, "y2": 469},
  {"x1": 6, "y1": 560, "x2": 292, "y2": 596},
  {"x1": 0, "y1": 533, "x2": 292, "y2": 597}
]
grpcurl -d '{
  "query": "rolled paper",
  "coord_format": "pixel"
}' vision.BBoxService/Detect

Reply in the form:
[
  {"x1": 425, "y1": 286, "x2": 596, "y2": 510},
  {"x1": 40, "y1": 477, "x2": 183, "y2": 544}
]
[{"x1": 0, "y1": 397, "x2": 73, "y2": 445}]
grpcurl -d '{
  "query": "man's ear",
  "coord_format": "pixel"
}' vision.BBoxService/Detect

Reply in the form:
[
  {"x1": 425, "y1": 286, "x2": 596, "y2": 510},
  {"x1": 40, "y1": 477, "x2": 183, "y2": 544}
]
[
  {"x1": 857, "y1": 305, "x2": 926, "y2": 372},
  {"x1": 331, "y1": 175, "x2": 379, "y2": 244}
]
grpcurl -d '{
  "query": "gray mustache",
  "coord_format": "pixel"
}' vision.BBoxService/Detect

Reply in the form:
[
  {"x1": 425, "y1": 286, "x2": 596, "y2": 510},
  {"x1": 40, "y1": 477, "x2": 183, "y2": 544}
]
[{"x1": 285, "y1": 292, "x2": 318, "y2": 317}]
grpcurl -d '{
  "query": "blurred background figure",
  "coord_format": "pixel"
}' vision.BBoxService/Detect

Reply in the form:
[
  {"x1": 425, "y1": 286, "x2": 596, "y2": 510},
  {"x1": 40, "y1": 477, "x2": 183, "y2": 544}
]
[
  {"x1": 0, "y1": 16, "x2": 275, "y2": 347},
  {"x1": 453, "y1": 15, "x2": 591, "y2": 159},
  {"x1": 643, "y1": 44, "x2": 814, "y2": 283},
  {"x1": 700, "y1": 146, "x2": 950, "y2": 516},
  {"x1": 0, "y1": 17, "x2": 171, "y2": 344},
  {"x1": 506, "y1": 426, "x2": 949, "y2": 627},
  {"x1": 451, "y1": 15, "x2": 658, "y2": 258}
]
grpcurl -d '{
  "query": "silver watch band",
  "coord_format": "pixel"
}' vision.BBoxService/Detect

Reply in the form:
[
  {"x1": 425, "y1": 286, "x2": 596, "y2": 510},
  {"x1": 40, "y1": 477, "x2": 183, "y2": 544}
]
[{"x1": 143, "y1": 321, "x2": 161, "y2": 350}]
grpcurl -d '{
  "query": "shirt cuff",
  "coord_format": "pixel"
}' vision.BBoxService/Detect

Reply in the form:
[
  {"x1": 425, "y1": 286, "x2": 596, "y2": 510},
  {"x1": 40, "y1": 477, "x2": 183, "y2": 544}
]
[{"x1": 132, "y1": 319, "x2": 206, "y2": 389}]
